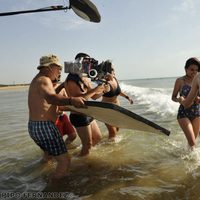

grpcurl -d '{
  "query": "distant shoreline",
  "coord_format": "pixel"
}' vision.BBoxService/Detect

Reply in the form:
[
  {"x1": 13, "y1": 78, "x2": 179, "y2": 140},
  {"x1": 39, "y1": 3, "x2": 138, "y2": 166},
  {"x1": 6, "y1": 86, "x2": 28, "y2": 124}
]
[{"x1": 0, "y1": 84, "x2": 29, "y2": 90}]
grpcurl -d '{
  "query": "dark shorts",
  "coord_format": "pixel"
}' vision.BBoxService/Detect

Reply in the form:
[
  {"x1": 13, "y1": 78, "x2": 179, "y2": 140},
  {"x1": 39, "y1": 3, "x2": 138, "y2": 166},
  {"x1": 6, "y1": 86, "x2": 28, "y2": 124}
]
[
  {"x1": 28, "y1": 121, "x2": 67, "y2": 156},
  {"x1": 69, "y1": 113, "x2": 94, "y2": 127}
]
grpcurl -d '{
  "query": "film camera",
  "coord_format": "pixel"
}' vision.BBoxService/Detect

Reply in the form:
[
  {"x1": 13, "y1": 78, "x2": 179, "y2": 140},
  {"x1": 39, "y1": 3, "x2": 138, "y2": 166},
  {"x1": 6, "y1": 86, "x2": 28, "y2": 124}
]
[{"x1": 64, "y1": 57, "x2": 113, "y2": 82}]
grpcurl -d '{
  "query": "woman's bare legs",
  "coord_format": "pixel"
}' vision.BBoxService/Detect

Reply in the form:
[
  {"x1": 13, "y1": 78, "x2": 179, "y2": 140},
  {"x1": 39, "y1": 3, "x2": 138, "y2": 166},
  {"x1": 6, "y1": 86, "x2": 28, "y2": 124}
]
[
  {"x1": 178, "y1": 117, "x2": 200, "y2": 148},
  {"x1": 76, "y1": 120, "x2": 102, "y2": 156}
]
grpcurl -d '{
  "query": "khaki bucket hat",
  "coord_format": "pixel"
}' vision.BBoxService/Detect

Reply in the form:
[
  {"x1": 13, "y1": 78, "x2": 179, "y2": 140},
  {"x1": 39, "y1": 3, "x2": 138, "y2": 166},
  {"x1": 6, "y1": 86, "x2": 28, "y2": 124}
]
[{"x1": 37, "y1": 54, "x2": 63, "y2": 70}]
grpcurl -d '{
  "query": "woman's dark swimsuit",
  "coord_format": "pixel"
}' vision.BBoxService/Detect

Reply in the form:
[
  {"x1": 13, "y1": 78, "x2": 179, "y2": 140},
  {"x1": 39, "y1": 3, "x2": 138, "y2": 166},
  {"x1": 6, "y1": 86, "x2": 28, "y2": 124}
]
[
  {"x1": 177, "y1": 83, "x2": 200, "y2": 120},
  {"x1": 103, "y1": 78, "x2": 121, "y2": 97},
  {"x1": 66, "y1": 73, "x2": 94, "y2": 127},
  {"x1": 69, "y1": 113, "x2": 93, "y2": 127}
]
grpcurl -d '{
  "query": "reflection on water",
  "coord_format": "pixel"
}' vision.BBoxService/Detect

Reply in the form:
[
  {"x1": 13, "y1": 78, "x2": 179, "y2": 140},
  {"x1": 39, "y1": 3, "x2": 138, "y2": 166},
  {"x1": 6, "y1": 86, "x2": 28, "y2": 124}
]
[{"x1": 1, "y1": 80, "x2": 200, "y2": 200}]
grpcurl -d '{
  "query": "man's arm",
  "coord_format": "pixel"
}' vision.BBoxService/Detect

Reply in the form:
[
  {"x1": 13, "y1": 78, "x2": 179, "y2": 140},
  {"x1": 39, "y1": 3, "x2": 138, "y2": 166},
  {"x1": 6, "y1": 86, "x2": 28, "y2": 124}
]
[
  {"x1": 39, "y1": 77, "x2": 85, "y2": 107},
  {"x1": 65, "y1": 80, "x2": 104, "y2": 100},
  {"x1": 55, "y1": 82, "x2": 65, "y2": 94}
]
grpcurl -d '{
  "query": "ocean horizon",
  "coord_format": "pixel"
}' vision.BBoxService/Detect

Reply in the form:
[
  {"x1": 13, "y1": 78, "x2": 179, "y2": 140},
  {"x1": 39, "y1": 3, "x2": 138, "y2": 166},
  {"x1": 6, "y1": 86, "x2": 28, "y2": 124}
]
[{"x1": 0, "y1": 76, "x2": 179, "y2": 87}]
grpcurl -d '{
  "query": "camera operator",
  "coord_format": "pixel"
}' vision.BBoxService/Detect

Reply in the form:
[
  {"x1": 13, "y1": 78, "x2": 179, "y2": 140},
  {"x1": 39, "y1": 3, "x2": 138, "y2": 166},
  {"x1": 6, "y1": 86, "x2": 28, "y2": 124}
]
[{"x1": 64, "y1": 53, "x2": 109, "y2": 156}]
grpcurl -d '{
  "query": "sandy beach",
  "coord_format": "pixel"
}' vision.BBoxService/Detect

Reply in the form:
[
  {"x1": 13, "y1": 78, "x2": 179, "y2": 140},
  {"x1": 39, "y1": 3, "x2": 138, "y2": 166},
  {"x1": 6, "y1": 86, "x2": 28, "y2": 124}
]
[{"x1": 0, "y1": 85, "x2": 29, "y2": 90}]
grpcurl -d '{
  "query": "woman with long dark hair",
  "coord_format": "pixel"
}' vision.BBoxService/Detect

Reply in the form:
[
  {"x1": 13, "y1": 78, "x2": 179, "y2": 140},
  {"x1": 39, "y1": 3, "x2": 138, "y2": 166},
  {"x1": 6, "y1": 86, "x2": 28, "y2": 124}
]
[{"x1": 172, "y1": 57, "x2": 200, "y2": 150}]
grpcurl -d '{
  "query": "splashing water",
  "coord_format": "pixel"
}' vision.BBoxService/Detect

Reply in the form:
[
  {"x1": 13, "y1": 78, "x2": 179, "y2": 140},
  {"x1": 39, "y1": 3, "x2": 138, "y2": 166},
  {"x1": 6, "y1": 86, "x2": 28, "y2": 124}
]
[{"x1": 120, "y1": 82, "x2": 178, "y2": 118}]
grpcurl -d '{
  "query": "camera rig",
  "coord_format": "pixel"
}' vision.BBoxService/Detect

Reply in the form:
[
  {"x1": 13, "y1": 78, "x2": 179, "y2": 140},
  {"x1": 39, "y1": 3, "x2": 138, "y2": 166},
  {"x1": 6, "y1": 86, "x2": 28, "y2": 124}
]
[{"x1": 64, "y1": 58, "x2": 113, "y2": 83}]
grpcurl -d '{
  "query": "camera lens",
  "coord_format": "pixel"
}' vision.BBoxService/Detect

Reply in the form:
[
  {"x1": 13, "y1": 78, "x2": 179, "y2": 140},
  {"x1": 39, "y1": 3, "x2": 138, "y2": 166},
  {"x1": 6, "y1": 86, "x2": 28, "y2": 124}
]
[{"x1": 89, "y1": 69, "x2": 97, "y2": 78}]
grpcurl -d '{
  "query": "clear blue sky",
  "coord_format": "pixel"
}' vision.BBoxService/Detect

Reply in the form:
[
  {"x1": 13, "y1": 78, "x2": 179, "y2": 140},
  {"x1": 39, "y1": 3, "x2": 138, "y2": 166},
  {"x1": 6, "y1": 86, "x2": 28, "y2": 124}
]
[{"x1": 1, "y1": 0, "x2": 200, "y2": 84}]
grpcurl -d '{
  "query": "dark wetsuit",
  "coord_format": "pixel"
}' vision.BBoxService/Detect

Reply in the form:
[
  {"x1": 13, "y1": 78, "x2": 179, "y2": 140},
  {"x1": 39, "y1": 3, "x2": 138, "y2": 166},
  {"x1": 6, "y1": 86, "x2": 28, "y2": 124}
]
[
  {"x1": 177, "y1": 83, "x2": 200, "y2": 120},
  {"x1": 66, "y1": 73, "x2": 94, "y2": 127},
  {"x1": 103, "y1": 78, "x2": 121, "y2": 97}
]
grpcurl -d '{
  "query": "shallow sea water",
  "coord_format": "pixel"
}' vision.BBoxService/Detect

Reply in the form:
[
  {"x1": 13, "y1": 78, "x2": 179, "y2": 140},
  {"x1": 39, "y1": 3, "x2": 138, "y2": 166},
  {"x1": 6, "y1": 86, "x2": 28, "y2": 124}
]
[{"x1": 1, "y1": 78, "x2": 200, "y2": 200}]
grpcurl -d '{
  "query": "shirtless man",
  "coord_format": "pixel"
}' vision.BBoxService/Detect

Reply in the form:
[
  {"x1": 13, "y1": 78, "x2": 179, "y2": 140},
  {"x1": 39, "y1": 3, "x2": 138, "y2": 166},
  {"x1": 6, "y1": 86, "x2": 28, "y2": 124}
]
[{"x1": 28, "y1": 54, "x2": 85, "y2": 179}]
